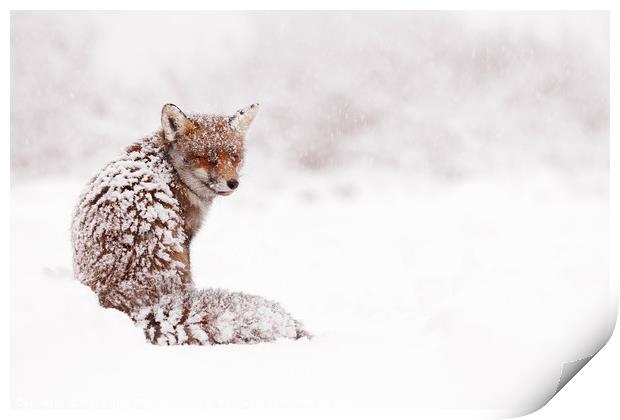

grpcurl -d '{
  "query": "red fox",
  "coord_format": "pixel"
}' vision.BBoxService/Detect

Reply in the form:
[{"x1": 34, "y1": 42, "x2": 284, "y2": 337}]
[{"x1": 71, "y1": 103, "x2": 309, "y2": 345}]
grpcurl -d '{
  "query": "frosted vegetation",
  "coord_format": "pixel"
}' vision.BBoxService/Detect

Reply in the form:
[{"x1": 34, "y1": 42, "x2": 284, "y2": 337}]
[
  {"x1": 10, "y1": 12, "x2": 609, "y2": 411},
  {"x1": 11, "y1": 12, "x2": 608, "y2": 181}
]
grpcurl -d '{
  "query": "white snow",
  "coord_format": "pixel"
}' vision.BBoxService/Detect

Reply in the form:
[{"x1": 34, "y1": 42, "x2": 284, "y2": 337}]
[{"x1": 10, "y1": 170, "x2": 609, "y2": 412}]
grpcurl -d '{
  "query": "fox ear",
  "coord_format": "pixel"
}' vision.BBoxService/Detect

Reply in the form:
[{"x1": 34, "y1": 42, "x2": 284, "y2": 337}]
[
  {"x1": 161, "y1": 103, "x2": 189, "y2": 142},
  {"x1": 229, "y1": 103, "x2": 259, "y2": 136}
]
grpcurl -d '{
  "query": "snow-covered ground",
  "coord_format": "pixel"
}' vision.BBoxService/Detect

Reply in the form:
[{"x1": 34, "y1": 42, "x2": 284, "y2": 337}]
[{"x1": 10, "y1": 170, "x2": 609, "y2": 412}]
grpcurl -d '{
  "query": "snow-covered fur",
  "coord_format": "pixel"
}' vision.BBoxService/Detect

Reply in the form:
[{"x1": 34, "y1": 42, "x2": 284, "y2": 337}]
[
  {"x1": 71, "y1": 103, "x2": 309, "y2": 345},
  {"x1": 133, "y1": 289, "x2": 306, "y2": 345}
]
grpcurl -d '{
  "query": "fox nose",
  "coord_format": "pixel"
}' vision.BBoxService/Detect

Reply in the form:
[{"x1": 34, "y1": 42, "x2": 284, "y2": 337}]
[{"x1": 227, "y1": 179, "x2": 239, "y2": 190}]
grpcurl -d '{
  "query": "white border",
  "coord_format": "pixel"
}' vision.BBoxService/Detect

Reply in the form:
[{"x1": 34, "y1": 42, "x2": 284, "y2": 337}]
[{"x1": 1, "y1": 0, "x2": 618, "y2": 11}]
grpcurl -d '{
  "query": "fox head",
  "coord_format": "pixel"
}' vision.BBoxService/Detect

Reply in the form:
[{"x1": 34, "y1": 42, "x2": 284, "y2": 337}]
[{"x1": 161, "y1": 103, "x2": 259, "y2": 200}]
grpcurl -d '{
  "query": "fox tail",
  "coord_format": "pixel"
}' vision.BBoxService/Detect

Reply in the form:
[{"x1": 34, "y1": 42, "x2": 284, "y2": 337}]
[{"x1": 131, "y1": 288, "x2": 310, "y2": 345}]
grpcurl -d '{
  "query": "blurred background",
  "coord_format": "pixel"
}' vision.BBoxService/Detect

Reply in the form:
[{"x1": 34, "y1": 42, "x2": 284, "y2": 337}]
[{"x1": 11, "y1": 11, "x2": 609, "y2": 184}]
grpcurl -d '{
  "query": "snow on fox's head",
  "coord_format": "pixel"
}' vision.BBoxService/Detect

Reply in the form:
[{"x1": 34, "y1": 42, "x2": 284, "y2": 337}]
[{"x1": 161, "y1": 103, "x2": 259, "y2": 200}]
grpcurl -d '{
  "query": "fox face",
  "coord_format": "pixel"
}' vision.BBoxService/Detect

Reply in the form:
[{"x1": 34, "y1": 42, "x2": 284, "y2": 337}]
[{"x1": 161, "y1": 103, "x2": 259, "y2": 200}]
